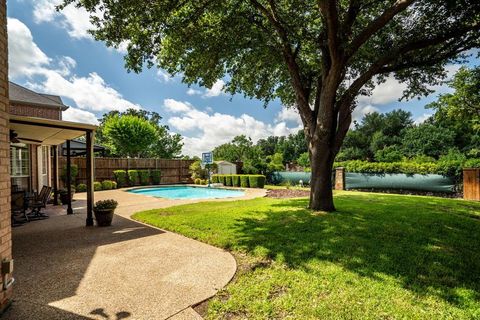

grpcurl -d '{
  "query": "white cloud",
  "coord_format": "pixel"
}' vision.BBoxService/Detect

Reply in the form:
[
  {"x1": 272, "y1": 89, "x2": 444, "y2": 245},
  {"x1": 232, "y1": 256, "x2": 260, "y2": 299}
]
[
  {"x1": 63, "y1": 107, "x2": 99, "y2": 125},
  {"x1": 186, "y1": 88, "x2": 202, "y2": 96},
  {"x1": 164, "y1": 99, "x2": 301, "y2": 156},
  {"x1": 7, "y1": 18, "x2": 50, "y2": 78},
  {"x1": 156, "y1": 69, "x2": 173, "y2": 83},
  {"x1": 8, "y1": 18, "x2": 142, "y2": 117},
  {"x1": 204, "y1": 79, "x2": 225, "y2": 97},
  {"x1": 275, "y1": 107, "x2": 302, "y2": 125},
  {"x1": 414, "y1": 113, "x2": 433, "y2": 124},
  {"x1": 33, "y1": 0, "x2": 93, "y2": 39},
  {"x1": 352, "y1": 104, "x2": 380, "y2": 123}
]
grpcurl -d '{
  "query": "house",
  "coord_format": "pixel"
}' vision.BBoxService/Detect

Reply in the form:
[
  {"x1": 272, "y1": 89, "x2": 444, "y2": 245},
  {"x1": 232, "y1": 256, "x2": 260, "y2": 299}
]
[
  {"x1": 9, "y1": 82, "x2": 69, "y2": 192},
  {"x1": 215, "y1": 160, "x2": 237, "y2": 174}
]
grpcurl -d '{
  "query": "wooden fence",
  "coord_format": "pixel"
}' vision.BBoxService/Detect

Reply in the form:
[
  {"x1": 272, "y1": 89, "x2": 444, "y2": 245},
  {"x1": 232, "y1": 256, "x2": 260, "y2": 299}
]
[
  {"x1": 464, "y1": 168, "x2": 480, "y2": 201},
  {"x1": 59, "y1": 157, "x2": 195, "y2": 186}
]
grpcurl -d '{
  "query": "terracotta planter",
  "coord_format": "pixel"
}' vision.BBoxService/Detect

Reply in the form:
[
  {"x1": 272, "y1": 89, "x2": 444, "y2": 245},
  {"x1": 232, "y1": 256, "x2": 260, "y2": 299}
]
[{"x1": 93, "y1": 208, "x2": 115, "y2": 227}]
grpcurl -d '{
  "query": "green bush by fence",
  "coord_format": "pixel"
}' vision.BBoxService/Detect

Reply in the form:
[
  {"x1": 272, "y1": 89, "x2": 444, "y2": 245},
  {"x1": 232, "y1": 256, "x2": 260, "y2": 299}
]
[
  {"x1": 112, "y1": 181, "x2": 117, "y2": 189},
  {"x1": 225, "y1": 175, "x2": 232, "y2": 186},
  {"x1": 101, "y1": 180, "x2": 113, "y2": 190},
  {"x1": 211, "y1": 175, "x2": 218, "y2": 183},
  {"x1": 249, "y1": 175, "x2": 266, "y2": 188},
  {"x1": 76, "y1": 183, "x2": 87, "y2": 192},
  {"x1": 240, "y1": 175, "x2": 250, "y2": 188},
  {"x1": 151, "y1": 170, "x2": 161, "y2": 184},
  {"x1": 232, "y1": 175, "x2": 241, "y2": 187},
  {"x1": 138, "y1": 170, "x2": 150, "y2": 185},
  {"x1": 113, "y1": 170, "x2": 127, "y2": 187},
  {"x1": 94, "y1": 181, "x2": 102, "y2": 191},
  {"x1": 127, "y1": 170, "x2": 139, "y2": 186}
]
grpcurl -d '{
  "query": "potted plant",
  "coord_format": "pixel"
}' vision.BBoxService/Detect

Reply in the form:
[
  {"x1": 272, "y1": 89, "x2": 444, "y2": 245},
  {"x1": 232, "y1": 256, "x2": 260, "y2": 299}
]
[
  {"x1": 93, "y1": 199, "x2": 118, "y2": 227},
  {"x1": 59, "y1": 185, "x2": 75, "y2": 205}
]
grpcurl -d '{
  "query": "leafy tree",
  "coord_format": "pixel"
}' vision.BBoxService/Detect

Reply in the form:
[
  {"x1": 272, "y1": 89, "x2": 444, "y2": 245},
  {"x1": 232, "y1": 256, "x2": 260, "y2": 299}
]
[
  {"x1": 297, "y1": 152, "x2": 310, "y2": 169},
  {"x1": 97, "y1": 109, "x2": 183, "y2": 158},
  {"x1": 427, "y1": 66, "x2": 480, "y2": 156},
  {"x1": 102, "y1": 115, "x2": 157, "y2": 157},
  {"x1": 65, "y1": 0, "x2": 480, "y2": 211},
  {"x1": 402, "y1": 124, "x2": 455, "y2": 159},
  {"x1": 266, "y1": 152, "x2": 285, "y2": 173}
]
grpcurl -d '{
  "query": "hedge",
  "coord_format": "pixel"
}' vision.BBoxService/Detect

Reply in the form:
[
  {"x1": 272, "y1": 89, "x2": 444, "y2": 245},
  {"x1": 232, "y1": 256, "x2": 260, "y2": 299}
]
[
  {"x1": 151, "y1": 170, "x2": 161, "y2": 185},
  {"x1": 232, "y1": 175, "x2": 241, "y2": 187},
  {"x1": 138, "y1": 170, "x2": 150, "y2": 185},
  {"x1": 101, "y1": 180, "x2": 113, "y2": 190},
  {"x1": 225, "y1": 175, "x2": 233, "y2": 186},
  {"x1": 112, "y1": 181, "x2": 117, "y2": 189},
  {"x1": 217, "y1": 175, "x2": 225, "y2": 185},
  {"x1": 94, "y1": 181, "x2": 102, "y2": 191},
  {"x1": 240, "y1": 175, "x2": 250, "y2": 188},
  {"x1": 128, "y1": 170, "x2": 139, "y2": 186},
  {"x1": 113, "y1": 170, "x2": 127, "y2": 187},
  {"x1": 334, "y1": 159, "x2": 480, "y2": 179},
  {"x1": 76, "y1": 183, "x2": 87, "y2": 192},
  {"x1": 211, "y1": 175, "x2": 219, "y2": 183},
  {"x1": 249, "y1": 175, "x2": 266, "y2": 188}
]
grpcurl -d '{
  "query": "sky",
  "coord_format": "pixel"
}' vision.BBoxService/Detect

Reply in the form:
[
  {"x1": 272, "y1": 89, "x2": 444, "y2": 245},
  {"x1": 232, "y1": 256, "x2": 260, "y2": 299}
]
[{"x1": 7, "y1": 0, "x2": 479, "y2": 156}]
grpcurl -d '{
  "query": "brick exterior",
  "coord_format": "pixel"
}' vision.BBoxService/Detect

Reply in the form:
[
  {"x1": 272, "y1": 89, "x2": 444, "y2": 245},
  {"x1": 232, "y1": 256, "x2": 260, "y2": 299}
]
[
  {"x1": 0, "y1": 0, "x2": 12, "y2": 311},
  {"x1": 9, "y1": 102, "x2": 62, "y2": 120}
]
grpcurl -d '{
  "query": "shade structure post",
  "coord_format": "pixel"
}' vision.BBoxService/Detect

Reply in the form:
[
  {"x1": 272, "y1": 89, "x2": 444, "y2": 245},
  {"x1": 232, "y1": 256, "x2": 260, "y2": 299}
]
[
  {"x1": 66, "y1": 140, "x2": 73, "y2": 215},
  {"x1": 86, "y1": 131, "x2": 95, "y2": 226},
  {"x1": 52, "y1": 145, "x2": 59, "y2": 205}
]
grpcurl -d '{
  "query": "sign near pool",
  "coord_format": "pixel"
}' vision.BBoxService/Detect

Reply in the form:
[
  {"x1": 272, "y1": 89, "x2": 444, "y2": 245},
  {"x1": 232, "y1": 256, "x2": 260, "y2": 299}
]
[{"x1": 202, "y1": 152, "x2": 213, "y2": 164}]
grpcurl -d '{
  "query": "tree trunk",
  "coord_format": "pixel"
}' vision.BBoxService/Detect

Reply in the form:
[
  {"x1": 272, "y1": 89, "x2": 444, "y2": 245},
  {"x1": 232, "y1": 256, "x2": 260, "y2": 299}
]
[{"x1": 309, "y1": 144, "x2": 336, "y2": 212}]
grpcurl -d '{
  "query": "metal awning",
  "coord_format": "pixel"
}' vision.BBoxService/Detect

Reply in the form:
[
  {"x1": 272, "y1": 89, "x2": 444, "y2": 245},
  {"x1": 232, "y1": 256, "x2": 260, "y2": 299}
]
[{"x1": 9, "y1": 115, "x2": 97, "y2": 145}]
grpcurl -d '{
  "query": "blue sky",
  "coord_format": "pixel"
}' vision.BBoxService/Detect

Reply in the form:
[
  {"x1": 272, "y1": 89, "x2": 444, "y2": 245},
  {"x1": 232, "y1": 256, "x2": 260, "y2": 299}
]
[{"x1": 7, "y1": 0, "x2": 478, "y2": 156}]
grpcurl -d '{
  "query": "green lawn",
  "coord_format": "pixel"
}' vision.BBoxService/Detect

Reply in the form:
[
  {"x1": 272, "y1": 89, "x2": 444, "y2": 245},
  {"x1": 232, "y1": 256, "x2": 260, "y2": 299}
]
[{"x1": 133, "y1": 191, "x2": 480, "y2": 319}]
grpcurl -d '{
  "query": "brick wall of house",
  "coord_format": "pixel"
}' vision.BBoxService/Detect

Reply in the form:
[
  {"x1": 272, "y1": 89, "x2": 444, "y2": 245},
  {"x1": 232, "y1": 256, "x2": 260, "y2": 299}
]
[
  {"x1": 10, "y1": 103, "x2": 61, "y2": 120},
  {"x1": 0, "y1": 0, "x2": 12, "y2": 311}
]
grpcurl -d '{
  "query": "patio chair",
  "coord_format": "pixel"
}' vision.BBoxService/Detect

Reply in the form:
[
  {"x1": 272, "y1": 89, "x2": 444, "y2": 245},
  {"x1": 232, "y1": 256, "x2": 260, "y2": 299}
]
[
  {"x1": 29, "y1": 186, "x2": 52, "y2": 219},
  {"x1": 11, "y1": 190, "x2": 29, "y2": 226}
]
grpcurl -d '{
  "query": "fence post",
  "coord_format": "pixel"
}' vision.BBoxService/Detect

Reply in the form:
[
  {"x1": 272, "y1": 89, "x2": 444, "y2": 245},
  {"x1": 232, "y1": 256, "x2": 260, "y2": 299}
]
[
  {"x1": 335, "y1": 167, "x2": 346, "y2": 190},
  {"x1": 463, "y1": 168, "x2": 480, "y2": 201}
]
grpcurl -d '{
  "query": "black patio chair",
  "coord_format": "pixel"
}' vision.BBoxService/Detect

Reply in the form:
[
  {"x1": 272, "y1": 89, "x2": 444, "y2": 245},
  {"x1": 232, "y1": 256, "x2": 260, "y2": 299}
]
[
  {"x1": 29, "y1": 186, "x2": 52, "y2": 219},
  {"x1": 11, "y1": 191, "x2": 28, "y2": 226}
]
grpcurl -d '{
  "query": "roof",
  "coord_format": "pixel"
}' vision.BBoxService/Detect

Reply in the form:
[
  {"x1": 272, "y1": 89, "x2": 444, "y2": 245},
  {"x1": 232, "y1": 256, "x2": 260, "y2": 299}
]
[
  {"x1": 9, "y1": 82, "x2": 69, "y2": 110},
  {"x1": 10, "y1": 115, "x2": 97, "y2": 146},
  {"x1": 215, "y1": 160, "x2": 235, "y2": 165}
]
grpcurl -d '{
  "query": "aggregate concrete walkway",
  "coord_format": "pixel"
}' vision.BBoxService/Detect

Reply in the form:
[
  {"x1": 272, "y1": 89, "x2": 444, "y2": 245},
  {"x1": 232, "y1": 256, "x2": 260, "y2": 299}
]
[{"x1": 4, "y1": 186, "x2": 266, "y2": 320}]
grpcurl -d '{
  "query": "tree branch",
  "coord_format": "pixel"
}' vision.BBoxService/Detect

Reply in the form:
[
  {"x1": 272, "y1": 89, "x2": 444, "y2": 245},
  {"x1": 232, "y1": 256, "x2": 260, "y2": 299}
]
[
  {"x1": 318, "y1": 0, "x2": 342, "y2": 63},
  {"x1": 346, "y1": 0, "x2": 415, "y2": 59}
]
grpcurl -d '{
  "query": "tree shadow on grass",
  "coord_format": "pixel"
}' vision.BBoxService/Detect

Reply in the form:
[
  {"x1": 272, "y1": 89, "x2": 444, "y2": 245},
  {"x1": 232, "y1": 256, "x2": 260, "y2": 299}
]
[{"x1": 233, "y1": 194, "x2": 480, "y2": 308}]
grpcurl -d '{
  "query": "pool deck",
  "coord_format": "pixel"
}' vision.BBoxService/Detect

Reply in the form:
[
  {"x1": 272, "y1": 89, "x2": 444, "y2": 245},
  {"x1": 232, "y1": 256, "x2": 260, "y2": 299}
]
[{"x1": 5, "y1": 186, "x2": 266, "y2": 320}]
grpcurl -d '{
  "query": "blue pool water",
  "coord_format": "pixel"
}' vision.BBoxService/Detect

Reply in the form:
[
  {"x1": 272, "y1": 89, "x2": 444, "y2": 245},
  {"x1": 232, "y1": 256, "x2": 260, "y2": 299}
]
[{"x1": 128, "y1": 186, "x2": 245, "y2": 200}]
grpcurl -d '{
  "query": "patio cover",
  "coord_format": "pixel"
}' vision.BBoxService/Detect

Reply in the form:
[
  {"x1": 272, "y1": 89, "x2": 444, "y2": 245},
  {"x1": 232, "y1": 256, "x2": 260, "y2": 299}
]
[
  {"x1": 9, "y1": 115, "x2": 96, "y2": 145},
  {"x1": 10, "y1": 115, "x2": 97, "y2": 227}
]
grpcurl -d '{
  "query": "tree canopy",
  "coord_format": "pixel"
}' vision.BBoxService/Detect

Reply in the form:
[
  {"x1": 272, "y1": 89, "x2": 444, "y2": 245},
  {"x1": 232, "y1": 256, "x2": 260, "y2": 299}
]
[{"x1": 97, "y1": 109, "x2": 183, "y2": 158}]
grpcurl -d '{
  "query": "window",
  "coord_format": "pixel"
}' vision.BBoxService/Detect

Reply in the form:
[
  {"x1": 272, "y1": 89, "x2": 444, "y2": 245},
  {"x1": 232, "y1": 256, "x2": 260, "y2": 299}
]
[{"x1": 10, "y1": 144, "x2": 30, "y2": 177}]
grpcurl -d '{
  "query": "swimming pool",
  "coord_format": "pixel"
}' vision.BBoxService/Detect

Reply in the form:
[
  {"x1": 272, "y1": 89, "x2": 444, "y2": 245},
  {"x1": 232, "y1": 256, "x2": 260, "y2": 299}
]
[{"x1": 128, "y1": 186, "x2": 245, "y2": 200}]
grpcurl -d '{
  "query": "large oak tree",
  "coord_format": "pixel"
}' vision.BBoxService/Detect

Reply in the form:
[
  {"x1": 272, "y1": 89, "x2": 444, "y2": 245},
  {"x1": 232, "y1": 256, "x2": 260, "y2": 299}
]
[{"x1": 62, "y1": 0, "x2": 480, "y2": 211}]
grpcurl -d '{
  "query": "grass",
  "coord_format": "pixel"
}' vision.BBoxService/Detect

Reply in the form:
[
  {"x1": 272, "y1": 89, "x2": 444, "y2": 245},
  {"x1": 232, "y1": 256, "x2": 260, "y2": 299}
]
[{"x1": 133, "y1": 191, "x2": 480, "y2": 319}]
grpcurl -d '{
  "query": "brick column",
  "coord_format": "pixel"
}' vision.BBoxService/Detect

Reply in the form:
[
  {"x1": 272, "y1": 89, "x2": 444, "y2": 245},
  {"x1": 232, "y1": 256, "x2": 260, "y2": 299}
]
[
  {"x1": 0, "y1": 0, "x2": 13, "y2": 312},
  {"x1": 335, "y1": 167, "x2": 346, "y2": 190}
]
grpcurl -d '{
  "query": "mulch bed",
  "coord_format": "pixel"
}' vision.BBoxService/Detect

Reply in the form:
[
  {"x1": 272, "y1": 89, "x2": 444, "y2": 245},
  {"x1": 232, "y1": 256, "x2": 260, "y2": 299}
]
[{"x1": 266, "y1": 189, "x2": 310, "y2": 198}]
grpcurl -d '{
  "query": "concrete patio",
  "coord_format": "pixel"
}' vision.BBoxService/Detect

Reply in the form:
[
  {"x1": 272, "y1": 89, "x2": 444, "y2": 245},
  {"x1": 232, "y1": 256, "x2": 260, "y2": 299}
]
[{"x1": 3, "y1": 187, "x2": 266, "y2": 319}]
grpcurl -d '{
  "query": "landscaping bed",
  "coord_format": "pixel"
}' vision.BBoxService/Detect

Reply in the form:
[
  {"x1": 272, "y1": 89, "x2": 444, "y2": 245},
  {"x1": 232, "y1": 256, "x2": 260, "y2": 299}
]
[
  {"x1": 266, "y1": 188, "x2": 310, "y2": 198},
  {"x1": 133, "y1": 192, "x2": 480, "y2": 319}
]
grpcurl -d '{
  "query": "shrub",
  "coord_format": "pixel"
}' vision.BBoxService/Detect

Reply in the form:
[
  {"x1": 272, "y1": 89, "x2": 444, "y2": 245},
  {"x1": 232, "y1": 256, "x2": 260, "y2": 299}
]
[
  {"x1": 113, "y1": 170, "x2": 128, "y2": 187},
  {"x1": 127, "y1": 170, "x2": 139, "y2": 186},
  {"x1": 101, "y1": 180, "x2": 113, "y2": 190},
  {"x1": 94, "y1": 199, "x2": 118, "y2": 210},
  {"x1": 211, "y1": 175, "x2": 219, "y2": 183},
  {"x1": 138, "y1": 170, "x2": 150, "y2": 185},
  {"x1": 225, "y1": 175, "x2": 233, "y2": 186},
  {"x1": 232, "y1": 175, "x2": 241, "y2": 187},
  {"x1": 200, "y1": 179, "x2": 208, "y2": 185},
  {"x1": 249, "y1": 175, "x2": 266, "y2": 188},
  {"x1": 217, "y1": 175, "x2": 225, "y2": 185},
  {"x1": 112, "y1": 181, "x2": 118, "y2": 189},
  {"x1": 94, "y1": 181, "x2": 102, "y2": 191},
  {"x1": 76, "y1": 183, "x2": 87, "y2": 192},
  {"x1": 151, "y1": 170, "x2": 161, "y2": 185},
  {"x1": 240, "y1": 175, "x2": 249, "y2": 188},
  {"x1": 194, "y1": 178, "x2": 201, "y2": 185}
]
